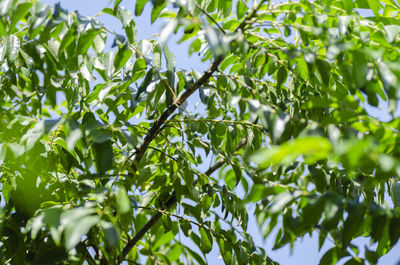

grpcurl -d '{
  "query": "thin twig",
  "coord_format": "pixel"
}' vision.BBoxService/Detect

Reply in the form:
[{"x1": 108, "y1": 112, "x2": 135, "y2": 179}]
[
  {"x1": 194, "y1": 3, "x2": 226, "y2": 34},
  {"x1": 167, "y1": 118, "x2": 264, "y2": 129},
  {"x1": 148, "y1": 146, "x2": 178, "y2": 161}
]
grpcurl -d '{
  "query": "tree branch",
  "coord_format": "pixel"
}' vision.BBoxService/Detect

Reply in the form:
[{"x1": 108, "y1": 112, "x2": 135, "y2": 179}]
[
  {"x1": 132, "y1": 56, "x2": 223, "y2": 169},
  {"x1": 117, "y1": 137, "x2": 248, "y2": 264},
  {"x1": 118, "y1": 1, "x2": 269, "y2": 263},
  {"x1": 130, "y1": 0, "x2": 267, "y2": 172},
  {"x1": 194, "y1": 3, "x2": 226, "y2": 34},
  {"x1": 116, "y1": 194, "x2": 177, "y2": 264}
]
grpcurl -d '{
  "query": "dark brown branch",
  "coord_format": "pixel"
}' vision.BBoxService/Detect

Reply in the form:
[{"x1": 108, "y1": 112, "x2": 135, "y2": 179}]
[
  {"x1": 116, "y1": 194, "x2": 176, "y2": 264},
  {"x1": 118, "y1": 1, "x2": 268, "y2": 263},
  {"x1": 132, "y1": 56, "x2": 223, "y2": 169},
  {"x1": 117, "y1": 138, "x2": 248, "y2": 264}
]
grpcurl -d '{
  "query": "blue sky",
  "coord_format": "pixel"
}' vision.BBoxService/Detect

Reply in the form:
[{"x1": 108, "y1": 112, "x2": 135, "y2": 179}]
[{"x1": 39, "y1": 0, "x2": 400, "y2": 264}]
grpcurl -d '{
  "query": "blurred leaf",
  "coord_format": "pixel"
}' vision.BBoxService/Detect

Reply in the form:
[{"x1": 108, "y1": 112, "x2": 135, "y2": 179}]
[
  {"x1": 6, "y1": 34, "x2": 20, "y2": 64},
  {"x1": 61, "y1": 207, "x2": 99, "y2": 250},
  {"x1": 0, "y1": 0, "x2": 13, "y2": 17},
  {"x1": 159, "y1": 19, "x2": 178, "y2": 45},
  {"x1": 92, "y1": 141, "x2": 113, "y2": 173},
  {"x1": 249, "y1": 137, "x2": 332, "y2": 167},
  {"x1": 7, "y1": 143, "x2": 25, "y2": 159},
  {"x1": 391, "y1": 180, "x2": 400, "y2": 208},
  {"x1": 366, "y1": 0, "x2": 381, "y2": 17},
  {"x1": 384, "y1": 25, "x2": 400, "y2": 43},
  {"x1": 101, "y1": 222, "x2": 120, "y2": 249},
  {"x1": 0, "y1": 143, "x2": 7, "y2": 166},
  {"x1": 245, "y1": 184, "x2": 286, "y2": 203},
  {"x1": 116, "y1": 186, "x2": 130, "y2": 215},
  {"x1": 268, "y1": 191, "x2": 303, "y2": 214}
]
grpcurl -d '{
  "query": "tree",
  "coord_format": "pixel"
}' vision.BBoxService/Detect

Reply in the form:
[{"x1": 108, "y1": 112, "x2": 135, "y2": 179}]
[{"x1": 1, "y1": 0, "x2": 400, "y2": 264}]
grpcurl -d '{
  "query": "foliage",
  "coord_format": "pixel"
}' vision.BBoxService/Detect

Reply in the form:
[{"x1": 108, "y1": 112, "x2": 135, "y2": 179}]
[{"x1": 1, "y1": 0, "x2": 400, "y2": 264}]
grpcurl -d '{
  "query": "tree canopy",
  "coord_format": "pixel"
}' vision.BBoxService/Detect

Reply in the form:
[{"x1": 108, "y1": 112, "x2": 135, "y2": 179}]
[{"x1": 1, "y1": 0, "x2": 400, "y2": 264}]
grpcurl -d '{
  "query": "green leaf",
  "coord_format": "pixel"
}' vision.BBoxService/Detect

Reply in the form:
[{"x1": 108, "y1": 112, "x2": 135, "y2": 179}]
[
  {"x1": 162, "y1": 214, "x2": 172, "y2": 232},
  {"x1": 390, "y1": 180, "x2": 400, "y2": 207},
  {"x1": 342, "y1": 202, "x2": 365, "y2": 247},
  {"x1": 59, "y1": 25, "x2": 76, "y2": 54},
  {"x1": 236, "y1": 1, "x2": 246, "y2": 19},
  {"x1": 60, "y1": 207, "x2": 98, "y2": 250},
  {"x1": 268, "y1": 191, "x2": 303, "y2": 214},
  {"x1": 342, "y1": 0, "x2": 353, "y2": 12},
  {"x1": 11, "y1": 2, "x2": 33, "y2": 28},
  {"x1": 366, "y1": 0, "x2": 381, "y2": 17},
  {"x1": 159, "y1": 19, "x2": 178, "y2": 44},
  {"x1": 116, "y1": 186, "x2": 130, "y2": 215},
  {"x1": 26, "y1": 212, "x2": 45, "y2": 240},
  {"x1": 377, "y1": 61, "x2": 397, "y2": 89},
  {"x1": 0, "y1": 143, "x2": 7, "y2": 166},
  {"x1": 184, "y1": 246, "x2": 207, "y2": 265},
  {"x1": 249, "y1": 136, "x2": 332, "y2": 167},
  {"x1": 319, "y1": 247, "x2": 341, "y2": 265},
  {"x1": 245, "y1": 184, "x2": 286, "y2": 203},
  {"x1": 93, "y1": 31, "x2": 106, "y2": 54},
  {"x1": 199, "y1": 227, "x2": 213, "y2": 254},
  {"x1": 322, "y1": 192, "x2": 342, "y2": 229},
  {"x1": 151, "y1": 0, "x2": 166, "y2": 23},
  {"x1": 0, "y1": 20, "x2": 6, "y2": 36},
  {"x1": 114, "y1": 45, "x2": 133, "y2": 71},
  {"x1": 365, "y1": 248, "x2": 379, "y2": 265},
  {"x1": 316, "y1": 59, "x2": 330, "y2": 86},
  {"x1": 136, "y1": 0, "x2": 149, "y2": 16},
  {"x1": 125, "y1": 20, "x2": 137, "y2": 44},
  {"x1": 163, "y1": 45, "x2": 176, "y2": 71},
  {"x1": 276, "y1": 67, "x2": 288, "y2": 89},
  {"x1": 101, "y1": 222, "x2": 120, "y2": 249},
  {"x1": 22, "y1": 120, "x2": 59, "y2": 150},
  {"x1": 7, "y1": 143, "x2": 25, "y2": 158},
  {"x1": 302, "y1": 196, "x2": 325, "y2": 227},
  {"x1": 113, "y1": 0, "x2": 122, "y2": 13},
  {"x1": 103, "y1": 51, "x2": 116, "y2": 80},
  {"x1": 189, "y1": 38, "x2": 202, "y2": 56},
  {"x1": 153, "y1": 44, "x2": 162, "y2": 68},
  {"x1": 92, "y1": 141, "x2": 113, "y2": 173},
  {"x1": 217, "y1": 236, "x2": 233, "y2": 264},
  {"x1": 118, "y1": 6, "x2": 133, "y2": 27},
  {"x1": 180, "y1": 219, "x2": 192, "y2": 236},
  {"x1": 222, "y1": 0, "x2": 232, "y2": 18},
  {"x1": 98, "y1": 82, "x2": 118, "y2": 102},
  {"x1": 133, "y1": 57, "x2": 147, "y2": 72},
  {"x1": 6, "y1": 34, "x2": 19, "y2": 64},
  {"x1": 64, "y1": 215, "x2": 99, "y2": 250}
]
